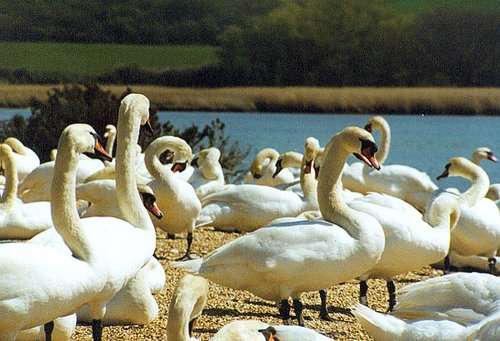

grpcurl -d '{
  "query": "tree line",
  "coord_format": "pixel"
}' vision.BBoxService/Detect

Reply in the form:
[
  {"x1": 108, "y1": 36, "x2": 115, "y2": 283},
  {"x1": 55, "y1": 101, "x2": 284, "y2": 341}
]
[{"x1": 1, "y1": 0, "x2": 498, "y2": 86}]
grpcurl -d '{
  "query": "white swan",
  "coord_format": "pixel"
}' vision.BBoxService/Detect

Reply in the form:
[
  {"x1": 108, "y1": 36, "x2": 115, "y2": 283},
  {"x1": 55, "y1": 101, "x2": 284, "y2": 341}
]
[
  {"x1": 103, "y1": 124, "x2": 117, "y2": 155},
  {"x1": 470, "y1": 146, "x2": 499, "y2": 204},
  {"x1": 273, "y1": 151, "x2": 303, "y2": 193},
  {"x1": 244, "y1": 147, "x2": 297, "y2": 187},
  {"x1": 342, "y1": 115, "x2": 438, "y2": 211},
  {"x1": 435, "y1": 157, "x2": 500, "y2": 274},
  {"x1": 352, "y1": 303, "x2": 500, "y2": 341},
  {"x1": 0, "y1": 123, "x2": 114, "y2": 339},
  {"x1": 3, "y1": 136, "x2": 40, "y2": 181},
  {"x1": 167, "y1": 274, "x2": 209, "y2": 341},
  {"x1": 196, "y1": 137, "x2": 320, "y2": 232},
  {"x1": 145, "y1": 135, "x2": 202, "y2": 260},
  {"x1": 353, "y1": 272, "x2": 500, "y2": 340},
  {"x1": 172, "y1": 126, "x2": 384, "y2": 326},
  {"x1": 0, "y1": 94, "x2": 156, "y2": 340},
  {"x1": 0, "y1": 143, "x2": 54, "y2": 239},
  {"x1": 352, "y1": 191, "x2": 460, "y2": 311},
  {"x1": 189, "y1": 147, "x2": 225, "y2": 199}
]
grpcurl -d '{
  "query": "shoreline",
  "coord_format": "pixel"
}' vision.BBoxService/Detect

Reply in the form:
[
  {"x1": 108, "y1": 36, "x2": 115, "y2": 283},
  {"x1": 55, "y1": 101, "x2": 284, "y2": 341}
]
[{"x1": 0, "y1": 84, "x2": 498, "y2": 115}]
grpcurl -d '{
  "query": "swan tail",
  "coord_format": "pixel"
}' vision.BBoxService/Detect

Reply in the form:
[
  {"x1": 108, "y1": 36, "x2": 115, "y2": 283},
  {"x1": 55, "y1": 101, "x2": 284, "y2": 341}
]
[
  {"x1": 170, "y1": 258, "x2": 203, "y2": 274},
  {"x1": 351, "y1": 304, "x2": 405, "y2": 341}
]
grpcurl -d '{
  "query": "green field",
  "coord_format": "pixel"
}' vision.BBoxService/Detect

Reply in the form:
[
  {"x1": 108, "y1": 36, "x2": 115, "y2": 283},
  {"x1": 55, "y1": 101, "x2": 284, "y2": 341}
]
[
  {"x1": 0, "y1": 41, "x2": 220, "y2": 76},
  {"x1": 387, "y1": 0, "x2": 500, "y2": 14}
]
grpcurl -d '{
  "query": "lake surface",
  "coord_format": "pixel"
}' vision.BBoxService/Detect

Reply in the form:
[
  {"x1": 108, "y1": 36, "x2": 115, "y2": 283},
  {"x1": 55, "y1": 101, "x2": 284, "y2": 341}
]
[{"x1": 1, "y1": 108, "x2": 499, "y2": 189}]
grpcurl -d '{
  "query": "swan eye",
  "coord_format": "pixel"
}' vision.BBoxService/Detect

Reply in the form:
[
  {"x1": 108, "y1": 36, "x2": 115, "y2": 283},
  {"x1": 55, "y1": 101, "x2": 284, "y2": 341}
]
[
  {"x1": 191, "y1": 157, "x2": 199, "y2": 167},
  {"x1": 364, "y1": 123, "x2": 373, "y2": 132}
]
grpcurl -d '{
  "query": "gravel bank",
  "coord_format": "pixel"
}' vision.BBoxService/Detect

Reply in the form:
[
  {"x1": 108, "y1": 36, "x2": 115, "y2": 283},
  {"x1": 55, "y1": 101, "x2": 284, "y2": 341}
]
[{"x1": 71, "y1": 226, "x2": 444, "y2": 340}]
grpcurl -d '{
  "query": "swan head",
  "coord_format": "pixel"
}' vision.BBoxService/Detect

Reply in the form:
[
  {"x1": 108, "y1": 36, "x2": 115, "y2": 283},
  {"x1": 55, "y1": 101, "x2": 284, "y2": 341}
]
[
  {"x1": 137, "y1": 184, "x2": 163, "y2": 219},
  {"x1": 273, "y1": 151, "x2": 302, "y2": 178},
  {"x1": 314, "y1": 147, "x2": 325, "y2": 178},
  {"x1": 120, "y1": 94, "x2": 153, "y2": 135},
  {"x1": 472, "y1": 147, "x2": 497, "y2": 163},
  {"x1": 304, "y1": 137, "x2": 320, "y2": 174},
  {"x1": 364, "y1": 115, "x2": 388, "y2": 134},
  {"x1": 192, "y1": 147, "x2": 221, "y2": 168},
  {"x1": 250, "y1": 148, "x2": 279, "y2": 179},
  {"x1": 58, "y1": 124, "x2": 112, "y2": 162},
  {"x1": 339, "y1": 127, "x2": 380, "y2": 170},
  {"x1": 103, "y1": 124, "x2": 117, "y2": 138},
  {"x1": 437, "y1": 157, "x2": 481, "y2": 181}
]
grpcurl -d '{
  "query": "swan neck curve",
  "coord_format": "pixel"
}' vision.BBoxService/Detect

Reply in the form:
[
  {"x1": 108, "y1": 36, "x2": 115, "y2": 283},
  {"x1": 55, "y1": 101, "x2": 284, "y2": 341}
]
[
  {"x1": 461, "y1": 166, "x2": 490, "y2": 206},
  {"x1": 51, "y1": 138, "x2": 90, "y2": 259},
  {"x1": 0, "y1": 147, "x2": 18, "y2": 209},
  {"x1": 375, "y1": 121, "x2": 390, "y2": 164}
]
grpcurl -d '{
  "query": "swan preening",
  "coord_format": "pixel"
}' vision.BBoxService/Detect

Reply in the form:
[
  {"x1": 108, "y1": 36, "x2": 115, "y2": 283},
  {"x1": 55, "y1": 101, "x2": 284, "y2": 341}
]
[{"x1": 172, "y1": 126, "x2": 384, "y2": 326}]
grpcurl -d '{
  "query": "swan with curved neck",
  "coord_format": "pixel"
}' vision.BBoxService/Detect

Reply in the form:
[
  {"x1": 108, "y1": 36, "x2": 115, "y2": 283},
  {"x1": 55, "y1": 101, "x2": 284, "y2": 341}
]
[
  {"x1": 342, "y1": 115, "x2": 437, "y2": 212},
  {"x1": 196, "y1": 137, "x2": 320, "y2": 232},
  {"x1": 0, "y1": 123, "x2": 113, "y2": 340},
  {"x1": 0, "y1": 143, "x2": 54, "y2": 239},
  {"x1": 245, "y1": 147, "x2": 296, "y2": 187},
  {"x1": 145, "y1": 135, "x2": 201, "y2": 260},
  {"x1": 3, "y1": 137, "x2": 40, "y2": 181},
  {"x1": 353, "y1": 191, "x2": 460, "y2": 310},
  {"x1": 435, "y1": 157, "x2": 500, "y2": 274},
  {"x1": 172, "y1": 126, "x2": 384, "y2": 325},
  {"x1": 189, "y1": 147, "x2": 225, "y2": 199},
  {"x1": 470, "y1": 146, "x2": 499, "y2": 203}
]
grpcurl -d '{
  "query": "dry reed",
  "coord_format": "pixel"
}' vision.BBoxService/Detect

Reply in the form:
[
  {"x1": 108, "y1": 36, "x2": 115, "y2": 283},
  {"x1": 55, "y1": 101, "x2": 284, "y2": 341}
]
[{"x1": 0, "y1": 84, "x2": 498, "y2": 115}]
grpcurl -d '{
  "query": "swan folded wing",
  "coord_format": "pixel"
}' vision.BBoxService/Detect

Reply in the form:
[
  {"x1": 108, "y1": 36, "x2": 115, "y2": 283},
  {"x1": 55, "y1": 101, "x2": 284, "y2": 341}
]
[
  {"x1": 366, "y1": 165, "x2": 437, "y2": 193},
  {"x1": 199, "y1": 221, "x2": 355, "y2": 274}
]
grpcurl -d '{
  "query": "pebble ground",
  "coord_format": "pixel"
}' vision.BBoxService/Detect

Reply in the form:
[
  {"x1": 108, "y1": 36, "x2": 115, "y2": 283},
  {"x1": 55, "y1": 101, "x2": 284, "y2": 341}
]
[{"x1": 71, "y1": 226, "x2": 445, "y2": 340}]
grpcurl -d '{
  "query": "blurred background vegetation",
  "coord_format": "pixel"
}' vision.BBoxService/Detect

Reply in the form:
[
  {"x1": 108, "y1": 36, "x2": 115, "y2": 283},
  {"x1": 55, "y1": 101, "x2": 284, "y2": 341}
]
[{"x1": 0, "y1": 0, "x2": 498, "y2": 87}]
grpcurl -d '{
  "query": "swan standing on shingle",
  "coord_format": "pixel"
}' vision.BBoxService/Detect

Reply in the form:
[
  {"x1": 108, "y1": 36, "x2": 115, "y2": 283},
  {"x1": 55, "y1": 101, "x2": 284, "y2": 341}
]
[{"x1": 172, "y1": 127, "x2": 384, "y2": 326}]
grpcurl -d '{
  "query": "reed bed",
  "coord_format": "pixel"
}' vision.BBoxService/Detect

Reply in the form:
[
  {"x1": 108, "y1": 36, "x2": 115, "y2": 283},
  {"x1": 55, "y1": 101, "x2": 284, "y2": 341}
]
[{"x1": 0, "y1": 84, "x2": 498, "y2": 115}]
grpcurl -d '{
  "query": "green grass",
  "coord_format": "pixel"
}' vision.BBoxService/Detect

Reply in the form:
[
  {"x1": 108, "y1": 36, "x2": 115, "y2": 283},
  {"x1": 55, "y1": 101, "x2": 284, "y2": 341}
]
[
  {"x1": 387, "y1": 0, "x2": 500, "y2": 15},
  {"x1": 0, "y1": 41, "x2": 220, "y2": 76}
]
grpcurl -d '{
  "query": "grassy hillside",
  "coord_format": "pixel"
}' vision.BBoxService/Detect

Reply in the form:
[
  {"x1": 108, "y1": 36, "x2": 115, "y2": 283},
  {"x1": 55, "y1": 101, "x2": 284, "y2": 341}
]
[
  {"x1": 387, "y1": 0, "x2": 500, "y2": 14},
  {"x1": 0, "y1": 41, "x2": 220, "y2": 76}
]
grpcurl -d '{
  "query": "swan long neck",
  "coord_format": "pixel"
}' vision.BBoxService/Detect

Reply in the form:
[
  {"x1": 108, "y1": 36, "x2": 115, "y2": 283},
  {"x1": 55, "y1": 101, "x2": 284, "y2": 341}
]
[
  {"x1": 427, "y1": 196, "x2": 460, "y2": 235},
  {"x1": 375, "y1": 121, "x2": 390, "y2": 164},
  {"x1": 317, "y1": 135, "x2": 362, "y2": 235},
  {"x1": 144, "y1": 144, "x2": 169, "y2": 181},
  {"x1": 51, "y1": 139, "x2": 90, "y2": 259},
  {"x1": 1, "y1": 148, "x2": 18, "y2": 209},
  {"x1": 300, "y1": 156, "x2": 318, "y2": 201},
  {"x1": 116, "y1": 111, "x2": 153, "y2": 230},
  {"x1": 461, "y1": 165, "x2": 490, "y2": 207},
  {"x1": 105, "y1": 131, "x2": 116, "y2": 155}
]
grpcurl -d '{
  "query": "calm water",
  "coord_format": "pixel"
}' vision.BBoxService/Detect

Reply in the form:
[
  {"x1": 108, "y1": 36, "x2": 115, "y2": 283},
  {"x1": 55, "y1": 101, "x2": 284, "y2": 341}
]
[{"x1": 1, "y1": 109, "x2": 499, "y2": 188}]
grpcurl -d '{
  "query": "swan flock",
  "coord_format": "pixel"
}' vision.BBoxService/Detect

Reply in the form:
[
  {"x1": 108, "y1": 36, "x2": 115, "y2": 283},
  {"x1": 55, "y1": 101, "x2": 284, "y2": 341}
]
[{"x1": 0, "y1": 96, "x2": 498, "y2": 340}]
